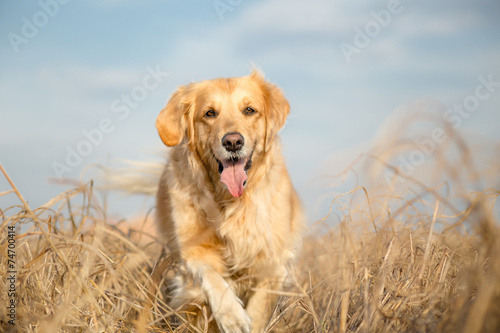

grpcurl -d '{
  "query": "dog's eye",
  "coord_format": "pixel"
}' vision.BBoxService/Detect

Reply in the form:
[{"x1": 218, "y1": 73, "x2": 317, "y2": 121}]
[
  {"x1": 204, "y1": 109, "x2": 217, "y2": 118},
  {"x1": 244, "y1": 107, "x2": 256, "y2": 115}
]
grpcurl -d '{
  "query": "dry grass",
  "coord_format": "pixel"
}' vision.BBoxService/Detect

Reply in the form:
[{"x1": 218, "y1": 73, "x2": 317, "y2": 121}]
[{"x1": 1, "y1": 118, "x2": 500, "y2": 332}]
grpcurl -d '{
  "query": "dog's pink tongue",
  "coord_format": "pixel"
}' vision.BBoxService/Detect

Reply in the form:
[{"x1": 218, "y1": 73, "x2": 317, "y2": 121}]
[{"x1": 220, "y1": 159, "x2": 247, "y2": 198}]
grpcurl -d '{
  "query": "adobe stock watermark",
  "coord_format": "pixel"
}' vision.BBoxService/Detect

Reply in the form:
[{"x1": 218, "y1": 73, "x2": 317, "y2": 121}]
[
  {"x1": 7, "y1": 0, "x2": 72, "y2": 54},
  {"x1": 212, "y1": 0, "x2": 244, "y2": 21},
  {"x1": 339, "y1": 0, "x2": 411, "y2": 64},
  {"x1": 51, "y1": 65, "x2": 168, "y2": 179},
  {"x1": 385, "y1": 74, "x2": 500, "y2": 184},
  {"x1": 5, "y1": 226, "x2": 17, "y2": 327}
]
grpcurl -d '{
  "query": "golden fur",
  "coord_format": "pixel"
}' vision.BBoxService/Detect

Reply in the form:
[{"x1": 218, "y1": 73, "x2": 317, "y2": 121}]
[{"x1": 155, "y1": 71, "x2": 304, "y2": 332}]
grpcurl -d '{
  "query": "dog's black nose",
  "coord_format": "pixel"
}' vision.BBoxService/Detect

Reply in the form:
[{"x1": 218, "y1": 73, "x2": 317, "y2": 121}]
[{"x1": 222, "y1": 132, "x2": 244, "y2": 152}]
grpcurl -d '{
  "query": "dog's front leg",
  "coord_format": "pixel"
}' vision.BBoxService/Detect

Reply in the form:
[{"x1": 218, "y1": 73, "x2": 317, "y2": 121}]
[
  {"x1": 245, "y1": 278, "x2": 279, "y2": 333},
  {"x1": 185, "y1": 260, "x2": 252, "y2": 333},
  {"x1": 174, "y1": 218, "x2": 251, "y2": 332}
]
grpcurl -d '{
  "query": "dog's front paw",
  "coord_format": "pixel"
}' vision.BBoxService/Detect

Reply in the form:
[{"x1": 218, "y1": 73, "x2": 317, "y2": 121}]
[{"x1": 213, "y1": 298, "x2": 252, "y2": 333}]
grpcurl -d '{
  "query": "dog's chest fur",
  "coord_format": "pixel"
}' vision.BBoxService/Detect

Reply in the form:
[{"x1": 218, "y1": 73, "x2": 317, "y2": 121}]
[
  {"x1": 200, "y1": 192, "x2": 279, "y2": 273},
  {"x1": 219, "y1": 201, "x2": 275, "y2": 271}
]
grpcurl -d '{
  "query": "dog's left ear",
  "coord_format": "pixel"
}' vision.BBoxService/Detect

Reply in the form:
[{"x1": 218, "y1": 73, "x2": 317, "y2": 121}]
[
  {"x1": 156, "y1": 85, "x2": 192, "y2": 147},
  {"x1": 252, "y1": 71, "x2": 290, "y2": 151},
  {"x1": 266, "y1": 82, "x2": 290, "y2": 132}
]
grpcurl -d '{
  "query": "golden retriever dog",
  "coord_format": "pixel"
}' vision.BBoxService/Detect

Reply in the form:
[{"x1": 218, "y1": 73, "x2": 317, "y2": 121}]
[{"x1": 155, "y1": 70, "x2": 304, "y2": 332}]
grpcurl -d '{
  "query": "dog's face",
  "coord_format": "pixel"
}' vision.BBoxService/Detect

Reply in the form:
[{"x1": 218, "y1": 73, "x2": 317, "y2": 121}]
[{"x1": 156, "y1": 71, "x2": 289, "y2": 197}]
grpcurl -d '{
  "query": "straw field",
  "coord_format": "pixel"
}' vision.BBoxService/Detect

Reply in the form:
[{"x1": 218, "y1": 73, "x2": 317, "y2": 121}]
[{"x1": 1, "y1": 115, "x2": 499, "y2": 332}]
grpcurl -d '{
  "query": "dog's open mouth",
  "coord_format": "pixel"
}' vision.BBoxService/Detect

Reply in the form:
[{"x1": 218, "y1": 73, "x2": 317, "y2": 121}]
[{"x1": 216, "y1": 153, "x2": 253, "y2": 198}]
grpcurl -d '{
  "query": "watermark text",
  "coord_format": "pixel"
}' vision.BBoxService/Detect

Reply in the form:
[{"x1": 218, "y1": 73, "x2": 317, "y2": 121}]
[
  {"x1": 51, "y1": 65, "x2": 168, "y2": 178},
  {"x1": 7, "y1": 0, "x2": 72, "y2": 54},
  {"x1": 6, "y1": 226, "x2": 17, "y2": 327},
  {"x1": 385, "y1": 74, "x2": 499, "y2": 183}
]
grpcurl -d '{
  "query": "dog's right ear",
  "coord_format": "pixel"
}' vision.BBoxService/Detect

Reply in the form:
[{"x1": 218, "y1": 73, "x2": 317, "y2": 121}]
[{"x1": 156, "y1": 86, "x2": 191, "y2": 147}]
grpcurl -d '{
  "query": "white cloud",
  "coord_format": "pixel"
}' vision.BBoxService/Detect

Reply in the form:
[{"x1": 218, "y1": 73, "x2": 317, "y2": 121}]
[
  {"x1": 237, "y1": 0, "x2": 353, "y2": 34},
  {"x1": 37, "y1": 66, "x2": 144, "y2": 94}
]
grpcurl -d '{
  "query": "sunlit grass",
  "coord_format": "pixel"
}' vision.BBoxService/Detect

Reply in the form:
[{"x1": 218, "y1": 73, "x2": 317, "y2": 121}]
[{"x1": 1, "y1": 119, "x2": 499, "y2": 332}]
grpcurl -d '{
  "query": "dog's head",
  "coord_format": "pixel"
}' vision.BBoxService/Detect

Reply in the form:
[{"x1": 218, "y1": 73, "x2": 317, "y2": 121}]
[{"x1": 156, "y1": 70, "x2": 290, "y2": 198}]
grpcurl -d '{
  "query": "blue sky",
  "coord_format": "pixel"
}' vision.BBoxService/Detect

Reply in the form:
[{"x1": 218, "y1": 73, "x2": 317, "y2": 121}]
[{"x1": 1, "y1": 0, "x2": 499, "y2": 223}]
